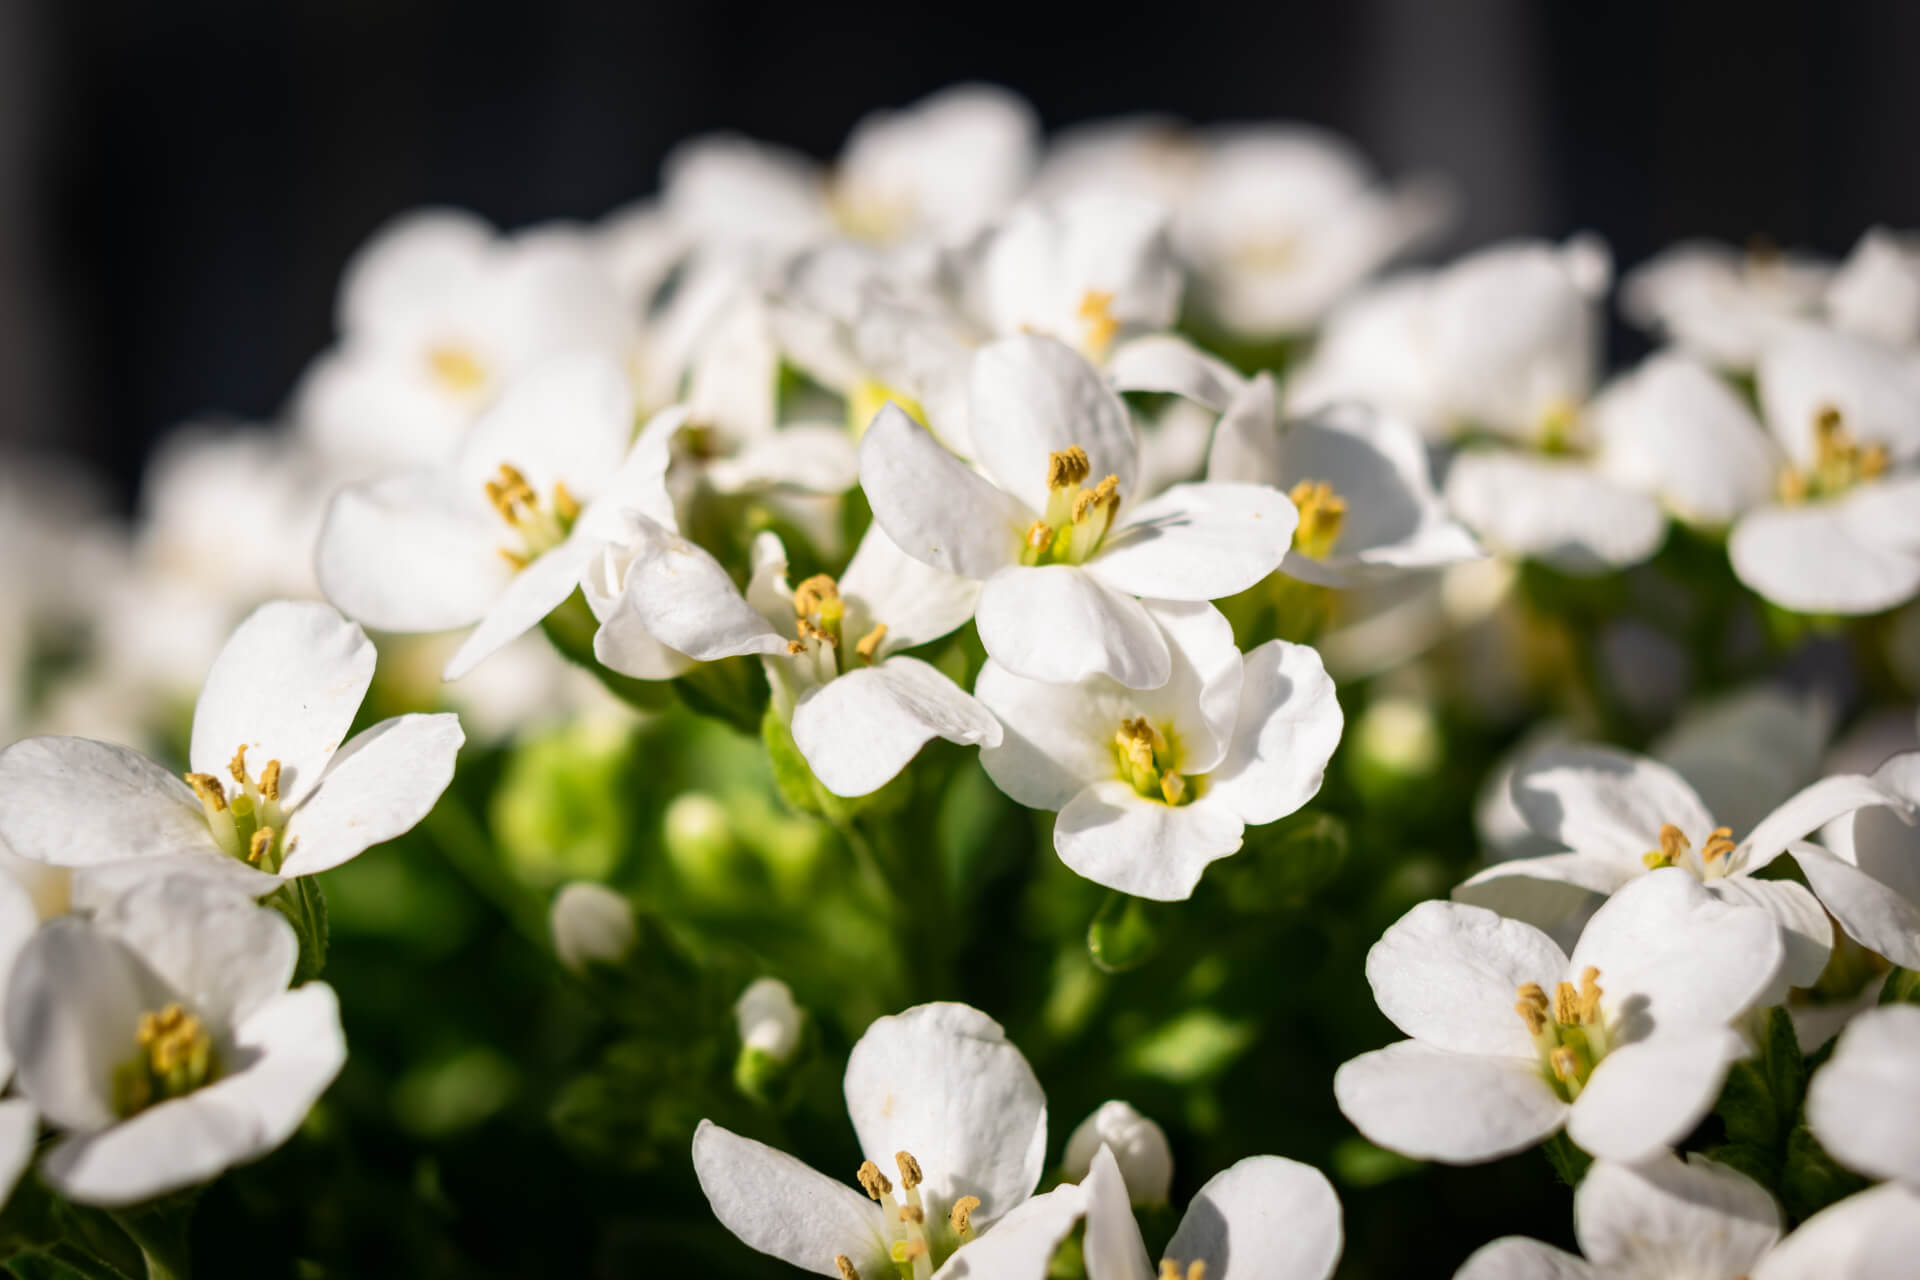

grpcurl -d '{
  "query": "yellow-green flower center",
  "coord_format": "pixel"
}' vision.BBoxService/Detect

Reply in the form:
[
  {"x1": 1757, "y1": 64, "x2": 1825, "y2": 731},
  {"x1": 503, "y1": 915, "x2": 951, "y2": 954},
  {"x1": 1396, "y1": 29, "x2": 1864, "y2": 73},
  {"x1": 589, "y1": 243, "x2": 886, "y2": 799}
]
[
  {"x1": 1288, "y1": 479, "x2": 1347, "y2": 560},
  {"x1": 1778, "y1": 406, "x2": 1889, "y2": 504},
  {"x1": 837, "y1": 1149, "x2": 973, "y2": 1280},
  {"x1": 112, "y1": 1003, "x2": 218, "y2": 1118},
  {"x1": 184, "y1": 745, "x2": 291, "y2": 872},
  {"x1": 1021, "y1": 447, "x2": 1121, "y2": 567},
  {"x1": 485, "y1": 462, "x2": 580, "y2": 568},
  {"x1": 1514, "y1": 967, "x2": 1610, "y2": 1101},
  {"x1": 1113, "y1": 717, "x2": 1200, "y2": 807}
]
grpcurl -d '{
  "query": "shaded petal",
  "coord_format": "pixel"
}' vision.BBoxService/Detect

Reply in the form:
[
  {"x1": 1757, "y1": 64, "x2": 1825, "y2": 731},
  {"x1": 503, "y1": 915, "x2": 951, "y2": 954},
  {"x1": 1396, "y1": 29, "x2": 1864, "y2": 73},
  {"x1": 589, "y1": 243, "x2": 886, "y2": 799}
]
[
  {"x1": 593, "y1": 513, "x2": 787, "y2": 665},
  {"x1": 1332, "y1": 1041, "x2": 1566, "y2": 1164},
  {"x1": 1451, "y1": 855, "x2": 1635, "y2": 955},
  {"x1": 1573, "y1": 1154, "x2": 1779, "y2": 1276},
  {"x1": 844, "y1": 1003, "x2": 1047, "y2": 1228},
  {"x1": 706, "y1": 424, "x2": 862, "y2": 495},
  {"x1": 1729, "y1": 501, "x2": 1920, "y2": 617},
  {"x1": 1107, "y1": 334, "x2": 1245, "y2": 411},
  {"x1": 0, "y1": 738, "x2": 211, "y2": 868},
  {"x1": 1805, "y1": 1004, "x2": 1920, "y2": 1186},
  {"x1": 1445, "y1": 451, "x2": 1665, "y2": 575},
  {"x1": 838, "y1": 523, "x2": 982, "y2": 654},
  {"x1": 976, "y1": 565, "x2": 1171, "y2": 689},
  {"x1": 441, "y1": 534, "x2": 599, "y2": 680},
  {"x1": 1567, "y1": 1028, "x2": 1747, "y2": 1162},
  {"x1": 1364, "y1": 899, "x2": 1566, "y2": 1058},
  {"x1": 1088, "y1": 483, "x2": 1298, "y2": 601},
  {"x1": 1736, "y1": 772, "x2": 1909, "y2": 874},
  {"x1": 1081, "y1": 1145, "x2": 1154, "y2": 1280},
  {"x1": 1453, "y1": 1238, "x2": 1591, "y2": 1280},
  {"x1": 1163, "y1": 1154, "x2": 1343, "y2": 1280},
  {"x1": 1706, "y1": 876, "x2": 1831, "y2": 992},
  {"x1": 1844, "y1": 750, "x2": 1920, "y2": 905},
  {"x1": 0, "y1": 1099, "x2": 36, "y2": 1208},
  {"x1": 1054, "y1": 782, "x2": 1245, "y2": 901},
  {"x1": 969, "y1": 335, "x2": 1138, "y2": 512},
  {"x1": 690, "y1": 1120, "x2": 890, "y2": 1277},
  {"x1": 315, "y1": 470, "x2": 512, "y2": 634},
  {"x1": 6, "y1": 918, "x2": 159, "y2": 1131},
  {"x1": 935, "y1": 1184, "x2": 1092, "y2": 1280},
  {"x1": 190, "y1": 601, "x2": 376, "y2": 807},
  {"x1": 450, "y1": 351, "x2": 636, "y2": 499},
  {"x1": 1753, "y1": 1184, "x2": 1920, "y2": 1280},
  {"x1": 1792, "y1": 842, "x2": 1920, "y2": 969},
  {"x1": 1205, "y1": 640, "x2": 1342, "y2": 827},
  {"x1": 91, "y1": 876, "x2": 296, "y2": 1030},
  {"x1": 282, "y1": 714, "x2": 464, "y2": 877},
  {"x1": 792, "y1": 659, "x2": 1002, "y2": 798},
  {"x1": 1592, "y1": 352, "x2": 1777, "y2": 525},
  {"x1": 1203, "y1": 373, "x2": 1282, "y2": 485},
  {"x1": 860, "y1": 404, "x2": 1027, "y2": 578},
  {"x1": 1509, "y1": 745, "x2": 1714, "y2": 870}
]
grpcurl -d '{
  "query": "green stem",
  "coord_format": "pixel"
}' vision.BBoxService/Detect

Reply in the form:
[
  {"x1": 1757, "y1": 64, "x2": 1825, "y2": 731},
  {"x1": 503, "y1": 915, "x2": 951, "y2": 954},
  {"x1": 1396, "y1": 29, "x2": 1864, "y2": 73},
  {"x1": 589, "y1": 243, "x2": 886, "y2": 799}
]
[
  {"x1": 34, "y1": 1243, "x2": 139, "y2": 1280},
  {"x1": 421, "y1": 795, "x2": 549, "y2": 948},
  {"x1": 110, "y1": 1204, "x2": 192, "y2": 1280}
]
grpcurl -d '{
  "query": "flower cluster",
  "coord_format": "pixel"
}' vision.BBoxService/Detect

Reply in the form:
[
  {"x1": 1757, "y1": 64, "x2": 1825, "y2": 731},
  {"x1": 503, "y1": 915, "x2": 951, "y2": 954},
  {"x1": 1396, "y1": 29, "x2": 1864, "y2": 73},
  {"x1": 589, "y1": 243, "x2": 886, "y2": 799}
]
[{"x1": 1, "y1": 81, "x2": 1917, "y2": 1276}]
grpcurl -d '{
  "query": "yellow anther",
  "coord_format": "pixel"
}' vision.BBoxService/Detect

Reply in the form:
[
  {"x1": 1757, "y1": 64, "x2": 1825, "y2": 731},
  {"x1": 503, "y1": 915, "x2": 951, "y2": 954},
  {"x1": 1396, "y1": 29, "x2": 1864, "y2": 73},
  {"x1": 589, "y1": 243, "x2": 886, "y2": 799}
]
[
  {"x1": 1701, "y1": 826, "x2": 1736, "y2": 865},
  {"x1": 1288, "y1": 480, "x2": 1348, "y2": 559},
  {"x1": 258, "y1": 759, "x2": 281, "y2": 804},
  {"x1": 786, "y1": 639, "x2": 807, "y2": 656},
  {"x1": 499, "y1": 547, "x2": 530, "y2": 570},
  {"x1": 1514, "y1": 982, "x2": 1550, "y2": 1035},
  {"x1": 1553, "y1": 980, "x2": 1580, "y2": 1026},
  {"x1": 856, "y1": 1160, "x2": 892, "y2": 1201},
  {"x1": 1160, "y1": 1262, "x2": 1207, "y2": 1280},
  {"x1": 894, "y1": 1151, "x2": 922, "y2": 1191},
  {"x1": 855, "y1": 623, "x2": 888, "y2": 664},
  {"x1": 1644, "y1": 823, "x2": 1690, "y2": 869},
  {"x1": 1160, "y1": 773, "x2": 1186, "y2": 805},
  {"x1": 1783, "y1": 405, "x2": 1890, "y2": 503},
  {"x1": 228, "y1": 745, "x2": 251, "y2": 787},
  {"x1": 794, "y1": 574, "x2": 840, "y2": 619},
  {"x1": 1550, "y1": 1046, "x2": 1581, "y2": 1082},
  {"x1": 835, "y1": 1257, "x2": 861, "y2": 1280},
  {"x1": 797, "y1": 617, "x2": 838, "y2": 647},
  {"x1": 892, "y1": 1239, "x2": 928, "y2": 1262},
  {"x1": 1047, "y1": 446, "x2": 1091, "y2": 490},
  {"x1": 184, "y1": 772, "x2": 227, "y2": 812},
  {"x1": 426, "y1": 342, "x2": 488, "y2": 395},
  {"x1": 1072, "y1": 475, "x2": 1120, "y2": 523},
  {"x1": 1575, "y1": 967, "x2": 1603, "y2": 1024},
  {"x1": 1116, "y1": 718, "x2": 1161, "y2": 776},
  {"x1": 248, "y1": 827, "x2": 275, "y2": 866},
  {"x1": 1077, "y1": 290, "x2": 1120, "y2": 357},
  {"x1": 552, "y1": 481, "x2": 581, "y2": 523},
  {"x1": 949, "y1": 1195, "x2": 980, "y2": 1239},
  {"x1": 1026, "y1": 520, "x2": 1053, "y2": 551},
  {"x1": 899, "y1": 1205, "x2": 925, "y2": 1225}
]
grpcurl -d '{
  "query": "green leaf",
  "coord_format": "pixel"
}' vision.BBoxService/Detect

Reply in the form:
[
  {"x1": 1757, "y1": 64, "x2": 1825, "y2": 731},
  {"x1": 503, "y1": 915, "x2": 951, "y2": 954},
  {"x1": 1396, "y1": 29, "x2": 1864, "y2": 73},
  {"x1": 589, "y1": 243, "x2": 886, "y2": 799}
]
[
  {"x1": 1779, "y1": 1124, "x2": 1870, "y2": 1225},
  {"x1": 1716, "y1": 1007, "x2": 1803, "y2": 1153},
  {"x1": 1879, "y1": 966, "x2": 1920, "y2": 1005},
  {"x1": 1701, "y1": 1140, "x2": 1778, "y2": 1190},
  {"x1": 1087, "y1": 893, "x2": 1159, "y2": 974},
  {"x1": 759, "y1": 705, "x2": 858, "y2": 824},
  {"x1": 265, "y1": 878, "x2": 329, "y2": 983}
]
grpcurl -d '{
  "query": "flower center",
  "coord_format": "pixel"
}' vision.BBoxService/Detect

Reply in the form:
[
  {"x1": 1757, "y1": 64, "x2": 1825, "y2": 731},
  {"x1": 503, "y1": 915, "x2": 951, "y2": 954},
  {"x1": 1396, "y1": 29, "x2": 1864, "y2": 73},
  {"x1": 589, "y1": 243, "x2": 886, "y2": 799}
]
[
  {"x1": 1113, "y1": 717, "x2": 1199, "y2": 806},
  {"x1": 1777, "y1": 406, "x2": 1889, "y2": 504},
  {"x1": 1536, "y1": 399, "x2": 1582, "y2": 454},
  {"x1": 1514, "y1": 967, "x2": 1610, "y2": 1100},
  {"x1": 831, "y1": 179, "x2": 914, "y2": 245},
  {"x1": 184, "y1": 745, "x2": 292, "y2": 872},
  {"x1": 1231, "y1": 233, "x2": 1301, "y2": 272},
  {"x1": 1641, "y1": 821, "x2": 1735, "y2": 879},
  {"x1": 1159, "y1": 1262, "x2": 1208, "y2": 1280},
  {"x1": 112, "y1": 1002, "x2": 218, "y2": 1118},
  {"x1": 837, "y1": 1150, "x2": 975, "y2": 1280},
  {"x1": 484, "y1": 462, "x2": 580, "y2": 568},
  {"x1": 1022, "y1": 447, "x2": 1121, "y2": 567},
  {"x1": 785, "y1": 574, "x2": 887, "y2": 684},
  {"x1": 426, "y1": 341, "x2": 490, "y2": 398},
  {"x1": 848, "y1": 379, "x2": 928, "y2": 438},
  {"x1": 1077, "y1": 290, "x2": 1120, "y2": 361},
  {"x1": 1287, "y1": 480, "x2": 1347, "y2": 560}
]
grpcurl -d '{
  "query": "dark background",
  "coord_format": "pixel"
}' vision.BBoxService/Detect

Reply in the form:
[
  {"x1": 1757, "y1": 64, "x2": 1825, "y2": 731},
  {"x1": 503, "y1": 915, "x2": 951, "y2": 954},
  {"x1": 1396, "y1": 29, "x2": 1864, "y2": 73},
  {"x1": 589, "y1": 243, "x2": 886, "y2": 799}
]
[{"x1": 6, "y1": 0, "x2": 1920, "y2": 499}]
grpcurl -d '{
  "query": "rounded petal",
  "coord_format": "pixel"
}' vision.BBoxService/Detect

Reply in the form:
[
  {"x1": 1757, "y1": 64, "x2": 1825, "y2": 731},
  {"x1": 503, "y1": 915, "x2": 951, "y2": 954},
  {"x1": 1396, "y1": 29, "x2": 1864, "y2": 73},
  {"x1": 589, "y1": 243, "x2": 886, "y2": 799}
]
[
  {"x1": 705, "y1": 425, "x2": 862, "y2": 496},
  {"x1": 190, "y1": 601, "x2": 376, "y2": 806},
  {"x1": 593, "y1": 513, "x2": 787, "y2": 665},
  {"x1": 1453, "y1": 1238, "x2": 1591, "y2": 1280},
  {"x1": 336, "y1": 207, "x2": 494, "y2": 342},
  {"x1": 282, "y1": 714, "x2": 464, "y2": 877},
  {"x1": 91, "y1": 876, "x2": 297, "y2": 1030},
  {"x1": 7, "y1": 919, "x2": 167, "y2": 1131},
  {"x1": 1653, "y1": 684, "x2": 1833, "y2": 839},
  {"x1": 975, "y1": 662, "x2": 1130, "y2": 811},
  {"x1": 1753, "y1": 1184, "x2": 1920, "y2": 1280},
  {"x1": 1806, "y1": 1005, "x2": 1920, "y2": 1186},
  {"x1": 1735, "y1": 772, "x2": 1911, "y2": 875},
  {"x1": 1205, "y1": 640, "x2": 1342, "y2": 827},
  {"x1": 1845, "y1": 750, "x2": 1920, "y2": 904},
  {"x1": 1054, "y1": 781, "x2": 1245, "y2": 901},
  {"x1": 450, "y1": 351, "x2": 636, "y2": 499},
  {"x1": 1757, "y1": 323, "x2": 1920, "y2": 465},
  {"x1": 316, "y1": 470, "x2": 512, "y2": 634},
  {"x1": 1163, "y1": 1154, "x2": 1343, "y2": 1280},
  {"x1": 1573, "y1": 1154, "x2": 1778, "y2": 1276},
  {"x1": 1087, "y1": 483, "x2": 1298, "y2": 601},
  {"x1": 1064, "y1": 1104, "x2": 1173, "y2": 1208},
  {"x1": 968, "y1": 335, "x2": 1138, "y2": 512},
  {"x1": 690, "y1": 1120, "x2": 890, "y2": 1277},
  {"x1": 1729, "y1": 501, "x2": 1920, "y2": 617},
  {"x1": 0, "y1": 1099, "x2": 37, "y2": 1208},
  {"x1": 1705, "y1": 876, "x2": 1832, "y2": 991},
  {"x1": 1450, "y1": 855, "x2": 1634, "y2": 955},
  {"x1": 1364, "y1": 899, "x2": 1567, "y2": 1058},
  {"x1": 0, "y1": 737, "x2": 211, "y2": 868},
  {"x1": 843, "y1": 1002, "x2": 1047, "y2": 1228},
  {"x1": 1593, "y1": 352, "x2": 1777, "y2": 525},
  {"x1": 1332, "y1": 1041, "x2": 1566, "y2": 1165},
  {"x1": 1570, "y1": 869, "x2": 1784, "y2": 1037},
  {"x1": 1108, "y1": 334, "x2": 1245, "y2": 410},
  {"x1": 1509, "y1": 745, "x2": 1714, "y2": 871},
  {"x1": 1445, "y1": 451, "x2": 1665, "y2": 575},
  {"x1": 976, "y1": 565, "x2": 1171, "y2": 690},
  {"x1": 838, "y1": 523, "x2": 982, "y2": 654},
  {"x1": 42, "y1": 983, "x2": 346, "y2": 1208},
  {"x1": 792, "y1": 659, "x2": 1002, "y2": 798},
  {"x1": 935, "y1": 1183, "x2": 1092, "y2": 1280},
  {"x1": 1793, "y1": 842, "x2": 1920, "y2": 969},
  {"x1": 442, "y1": 535, "x2": 599, "y2": 680},
  {"x1": 1841, "y1": 472, "x2": 1920, "y2": 558},
  {"x1": 860, "y1": 404, "x2": 1027, "y2": 578},
  {"x1": 1567, "y1": 1027, "x2": 1747, "y2": 1162}
]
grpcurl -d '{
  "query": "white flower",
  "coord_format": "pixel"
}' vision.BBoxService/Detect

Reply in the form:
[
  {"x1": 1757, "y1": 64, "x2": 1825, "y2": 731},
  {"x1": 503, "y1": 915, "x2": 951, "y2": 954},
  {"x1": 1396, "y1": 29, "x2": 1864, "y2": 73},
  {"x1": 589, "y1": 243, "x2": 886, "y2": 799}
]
[
  {"x1": 316, "y1": 352, "x2": 672, "y2": 679},
  {"x1": 549, "y1": 882, "x2": 637, "y2": 974},
  {"x1": 4, "y1": 875, "x2": 345, "y2": 1207},
  {"x1": 0, "y1": 600, "x2": 463, "y2": 885},
  {"x1": 1651, "y1": 683, "x2": 1835, "y2": 838},
  {"x1": 1456, "y1": 744, "x2": 1904, "y2": 991},
  {"x1": 589, "y1": 518, "x2": 998, "y2": 797},
  {"x1": 861, "y1": 335, "x2": 1296, "y2": 689},
  {"x1": 1793, "y1": 751, "x2": 1920, "y2": 976},
  {"x1": 1727, "y1": 323, "x2": 1920, "y2": 615},
  {"x1": 1334, "y1": 869, "x2": 1784, "y2": 1164},
  {"x1": 691, "y1": 1001, "x2": 1068, "y2": 1279},
  {"x1": 292, "y1": 209, "x2": 636, "y2": 473},
  {"x1": 1588, "y1": 351, "x2": 1781, "y2": 527},
  {"x1": 975, "y1": 601, "x2": 1341, "y2": 901},
  {"x1": 735, "y1": 977, "x2": 803, "y2": 1063},
  {"x1": 1060, "y1": 1101, "x2": 1172, "y2": 1207},
  {"x1": 1826, "y1": 227, "x2": 1920, "y2": 348},
  {"x1": 1807, "y1": 1003, "x2": 1920, "y2": 1191},
  {"x1": 1751, "y1": 1184, "x2": 1920, "y2": 1279},
  {"x1": 1620, "y1": 239, "x2": 1832, "y2": 371}
]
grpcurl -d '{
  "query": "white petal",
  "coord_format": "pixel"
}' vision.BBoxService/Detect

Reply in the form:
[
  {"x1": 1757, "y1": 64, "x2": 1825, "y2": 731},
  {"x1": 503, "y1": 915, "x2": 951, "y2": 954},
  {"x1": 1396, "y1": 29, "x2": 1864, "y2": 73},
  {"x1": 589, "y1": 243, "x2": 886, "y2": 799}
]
[
  {"x1": 68, "y1": 856, "x2": 280, "y2": 913},
  {"x1": 1204, "y1": 640, "x2": 1342, "y2": 827},
  {"x1": 1080, "y1": 1145, "x2": 1153, "y2": 1280},
  {"x1": 588, "y1": 595, "x2": 697, "y2": 681},
  {"x1": 1055, "y1": 782, "x2": 1245, "y2": 901},
  {"x1": 1844, "y1": 750, "x2": 1920, "y2": 904},
  {"x1": 1332, "y1": 1041, "x2": 1566, "y2": 1164},
  {"x1": 1572, "y1": 1154, "x2": 1779, "y2": 1276},
  {"x1": 1729, "y1": 501, "x2": 1920, "y2": 617},
  {"x1": 1163, "y1": 1154, "x2": 1343, "y2": 1280},
  {"x1": 0, "y1": 1099, "x2": 36, "y2": 1208},
  {"x1": 0, "y1": 873, "x2": 37, "y2": 1081},
  {"x1": 1753, "y1": 1184, "x2": 1920, "y2": 1280},
  {"x1": 1805, "y1": 1004, "x2": 1920, "y2": 1186},
  {"x1": 6, "y1": 919, "x2": 158, "y2": 1131},
  {"x1": 442, "y1": 535, "x2": 599, "y2": 680},
  {"x1": 690, "y1": 1120, "x2": 890, "y2": 1277},
  {"x1": 843, "y1": 1002, "x2": 1047, "y2": 1227},
  {"x1": 1567, "y1": 1027, "x2": 1747, "y2": 1162},
  {"x1": 1088, "y1": 483, "x2": 1298, "y2": 601},
  {"x1": 706, "y1": 425, "x2": 862, "y2": 495},
  {"x1": 1757, "y1": 322, "x2": 1920, "y2": 466},
  {"x1": 1363, "y1": 899, "x2": 1567, "y2": 1058},
  {"x1": 1453, "y1": 1238, "x2": 1591, "y2": 1280},
  {"x1": 190, "y1": 601, "x2": 376, "y2": 807},
  {"x1": 792, "y1": 659, "x2": 1002, "y2": 798},
  {"x1": 1445, "y1": 452, "x2": 1665, "y2": 575},
  {"x1": 1653, "y1": 684, "x2": 1833, "y2": 838},
  {"x1": 0, "y1": 737, "x2": 212, "y2": 868},
  {"x1": 1705, "y1": 876, "x2": 1832, "y2": 991},
  {"x1": 860, "y1": 403, "x2": 1027, "y2": 578},
  {"x1": 282, "y1": 714, "x2": 464, "y2": 877},
  {"x1": 1592, "y1": 352, "x2": 1777, "y2": 525},
  {"x1": 450, "y1": 351, "x2": 636, "y2": 500},
  {"x1": 1736, "y1": 773, "x2": 1910, "y2": 874},
  {"x1": 1841, "y1": 472, "x2": 1920, "y2": 558},
  {"x1": 1792, "y1": 842, "x2": 1920, "y2": 969},
  {"x1": 1450, "y1": 855, "x2": 1635, "y2": 955},
  {"x1": 1570, "y1": 869, "x2": 1783, "y2": 1037},
  {"x1": 975, "y1": 565, "x2": 1171, "y2": 690},
  {"x1": 968, "y1": 335, "x2": 1139, "y2": 512},
  {"x1": 316, "y1": 470, "x2": 512, "y2": 634},
  {"x1": 335, "y1": 208, "x2": 494, "y2": 343},
  {"x1": 1508, "y1": 745, "x2": 1714, "y2": 870},
  {"x1": 1107, "y1": 334, "x2": 1245, "y2": 411},
  {"x1": 838, "y1": 523, "x2": 982, "y2": 654},
  {"x1": 934, "y1": 1184, "x2": 1092, "y2": 1280},
  {"x1": 91, "y1": 876, "x2": 296, "y2": 1030},
  {"x1": 1203, "y1": 373, "x2": 1283, "y2": 485},
  {"x1": 43, "y1": 983, "x2": 346, "y2": 1209},
  {"x1": 593, "y1": 514, "x2": 787, "y2": 665}
]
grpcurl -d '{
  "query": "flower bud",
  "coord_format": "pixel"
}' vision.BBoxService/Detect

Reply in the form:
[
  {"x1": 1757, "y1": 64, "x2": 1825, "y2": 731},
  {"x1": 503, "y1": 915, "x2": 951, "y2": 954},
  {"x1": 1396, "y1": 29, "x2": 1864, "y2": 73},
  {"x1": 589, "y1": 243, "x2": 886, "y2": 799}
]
[
  {"x1": 549, "y1": 882, "x2": 636, "y2": 974},
  {"x1": 734, "y1": 977, "x2": 802, "y2": 1063},
  {"x1": 1062, "y1": 1100, "x2": 1172, "y2": 1206},
  {"x1": 1353, "y1": 696, "x2": 1442, "y2": 780}
]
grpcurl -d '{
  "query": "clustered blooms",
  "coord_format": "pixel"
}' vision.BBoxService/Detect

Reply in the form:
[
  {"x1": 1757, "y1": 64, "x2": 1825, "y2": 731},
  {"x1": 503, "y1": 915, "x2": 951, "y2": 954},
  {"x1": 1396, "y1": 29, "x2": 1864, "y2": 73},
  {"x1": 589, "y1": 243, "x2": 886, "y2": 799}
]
[{"x1": 1, "y1": 80, "x2": 1918, "y2": 1275}]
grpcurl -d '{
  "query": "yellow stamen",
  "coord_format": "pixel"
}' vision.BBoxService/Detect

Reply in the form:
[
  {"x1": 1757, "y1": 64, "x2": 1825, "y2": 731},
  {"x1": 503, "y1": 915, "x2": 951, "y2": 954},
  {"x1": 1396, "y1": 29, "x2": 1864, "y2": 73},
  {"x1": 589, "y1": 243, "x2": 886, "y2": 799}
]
[
  {"x1": 258, "y1": 759, "x2": 281, "y2": 804},
  {"x1": 1514, "y1": 982, "x2": 1549, "y2": 1035},
  {"x1": 248, "y1": 827, "x2": 275, "y2": 866},
  {"x1": 1025, "y1": 520, "x2": 1053, "y2": 551},
  {"x1": 228, "y1": 745, "x2": 250, "y2": 787},
  {"x1": 1553, "y1": 980, "x2": 1580, "y2": 1026},
  {"x1": 835, "y1": 1257, "x2": 861, "y2": 1280},
  {"x1": 856, "y1": 1160, "x2": 892, "y2": 1202},
  {"x1": 855, "y1": 623, "x2": 888, "y2": 664},
  {"x1": 1643, "y1": 822, "x2": 1690, "y2": 869},
  {"x1": 1701, "y1": 826, "x2": 1736, "y2": 865},
  {"x1": 948, "y1": 1195, "x2": 980, "y2": 1240},
  {"x1": 894, "y1": 1151, "x2": 922, "y2": 1191},
  {"x1": 1288, "y1": 480, "x2": 1347, "y2": 560},
  {"x1": 552, "y1": 481, "x2": 581, "y2": 524},
  {"x1": 1159, "y1": 773, "x2": 1186, "y2": 805},
  {"x1": 1077, "y1": 290, "x2": 1120, "y2": 357},
  {"x1": 1047, "y1": 446, "x2": 1091, "y2": 491},
  {"x1": 1551, "y1": 1046, "x2": 1581, "y2": 1083},
  {"x1": 427, "y1": 342, "x2": 488, "y2": 395},
  {"x1": 794, "y1": 574, "x2": 840, "y2": 620},
  {"x1": 184, "y1": 772, "x2": 226, "y2": 812}
]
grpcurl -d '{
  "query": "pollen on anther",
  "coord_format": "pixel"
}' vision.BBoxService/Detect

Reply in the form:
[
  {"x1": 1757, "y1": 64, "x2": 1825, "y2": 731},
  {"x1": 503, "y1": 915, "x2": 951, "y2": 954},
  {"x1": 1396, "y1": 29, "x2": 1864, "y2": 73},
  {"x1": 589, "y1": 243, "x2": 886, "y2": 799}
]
[
  {"x1": 248, "y1": 827, "x2": 275, "y2": 865},
  {"x1": 856, "y1": 1160, "x2": 891, "y2": 1201},
  {"x1": 855, "y1": 623, "x2": 888, "y2": 663},
  {"x1": 184, "y1": 772, "x2": 227, "y2": 811},
  {"x1": 1701, "y1": 826, "x2": 1736, "y2": 864},
  {"x1": 258, "y1": 759, "x2": 282, "y2": 803},
  {"x1": 948, "y1": 1195, "x2": 980, "y2": 1237},
  {"x1": 1047, "y1": 446, "x2": 1091, "y2": 490},
  {"x1": 894, "y1": 1150, "x2": 922, "y2": 1191},
  {"x1": 229, "y1": 745, "x2": 251, "y2": 786},
  {"x1": 835, "y1": 1256, "x2": 861, "y2": 1280}
]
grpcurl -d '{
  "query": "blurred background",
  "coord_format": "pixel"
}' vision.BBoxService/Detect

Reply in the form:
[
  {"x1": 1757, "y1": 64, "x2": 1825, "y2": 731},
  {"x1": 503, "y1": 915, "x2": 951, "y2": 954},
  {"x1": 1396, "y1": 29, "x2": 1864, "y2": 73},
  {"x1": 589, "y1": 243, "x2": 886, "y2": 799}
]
[{"x1": 6, "y1": 0, "x2": 1920, "y2": 497}]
